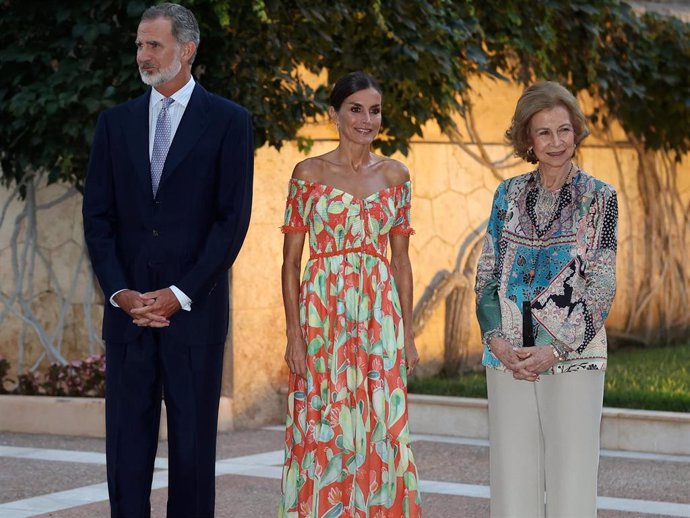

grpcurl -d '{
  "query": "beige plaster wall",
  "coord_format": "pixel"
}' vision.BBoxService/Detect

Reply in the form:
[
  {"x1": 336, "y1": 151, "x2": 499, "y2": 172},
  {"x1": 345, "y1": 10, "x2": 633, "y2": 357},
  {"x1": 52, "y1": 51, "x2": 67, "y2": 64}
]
[
  {"x1": 1, "y1": 77, "x2": 688, "y2": 428},
  {"x1": 229, "y1": 77, "x2": 689, "y2": 427}
]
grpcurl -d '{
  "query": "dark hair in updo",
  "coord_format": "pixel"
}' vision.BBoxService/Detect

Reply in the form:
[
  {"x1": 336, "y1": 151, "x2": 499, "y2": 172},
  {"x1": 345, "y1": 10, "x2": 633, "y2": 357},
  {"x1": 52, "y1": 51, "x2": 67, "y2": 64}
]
[{"x1": 329, "y1": 71, "x2": 382, "y2": 111}]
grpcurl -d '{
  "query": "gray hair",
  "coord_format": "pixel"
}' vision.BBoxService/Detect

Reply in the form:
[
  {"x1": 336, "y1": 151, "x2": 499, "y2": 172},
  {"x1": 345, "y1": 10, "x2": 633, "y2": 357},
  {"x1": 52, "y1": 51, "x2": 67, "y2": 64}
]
[{"x1": 141, "y1": 3, "x2": 200, "y2": 64}]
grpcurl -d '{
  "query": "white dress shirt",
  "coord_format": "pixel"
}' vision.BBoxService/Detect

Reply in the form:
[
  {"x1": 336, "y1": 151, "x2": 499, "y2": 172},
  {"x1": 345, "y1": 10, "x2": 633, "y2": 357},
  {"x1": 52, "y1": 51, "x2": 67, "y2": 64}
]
[{"x1": 110, "y1": 77, "x2": 197, "y2": 312}]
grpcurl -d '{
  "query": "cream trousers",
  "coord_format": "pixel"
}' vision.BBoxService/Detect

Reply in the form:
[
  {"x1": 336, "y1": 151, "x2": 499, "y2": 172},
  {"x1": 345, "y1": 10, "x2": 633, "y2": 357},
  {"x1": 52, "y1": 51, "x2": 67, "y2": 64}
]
[{"x1": 486, "y1": 367, "x2": 605, "y2": 518}]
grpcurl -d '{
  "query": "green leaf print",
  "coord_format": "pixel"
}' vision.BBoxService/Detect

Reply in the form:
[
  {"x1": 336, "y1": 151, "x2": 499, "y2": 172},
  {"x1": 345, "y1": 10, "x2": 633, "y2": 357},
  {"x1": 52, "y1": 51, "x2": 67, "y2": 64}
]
[
  {"x1": 338, "y1": 407, "x2": 355, "y2": 451},
  {"x1": 355, "y1": 414, "x2": 367, "y2": 467},
  {"x1": 404, "y1": 471, "x2": 418, "y2": 491},
  {"x1": 396, "y1": 443, "x2": 410, "y2": 476},
  {"x1": 381, "y1": 315, "x2": 397, "y2": 357},
  {"x1": 322, "y1": 503, "x2": 344, "y2": 518},
  {"x1": 346, "y1": 364, "x2": 357, "y2": 392},
  {"x1": 308, "y1": 336, "x2": 325, "y2": 355},
  {"x1": 378, "y1": 261, "x2": 389, "y2": 282},
  {"x1": 355, "y1": 484, "x2": 366, "y2": 511},
  {"x1": 363, "y1": 254, "x2": 376, "y2": 276},
  {"x1": 316, "y1": 195, "x2": 330, "y2": 221},
  {"x1": 283, "y1": 461, "x2": 299, "y2": 509},
  {"x1": 358, "y1": 292, "x2": 371, "y2": 319},
  {"x1": 314, "y1": 214, "x2": 324, "y2": 236},
  {"x1": 375, "y1": 441, "x2": 389, "y2": 464},
  {"x1": 318, "y1": 421, "x2": 335, "y2": 443},
  {"x1": 350, "y1": 217, "x2": 361, "y2": 237},
  {"x1": 313, "y1": 269, "x2": 327, "y2": 297},
  {"x1": 342, "y1": 449, "x2": 356, "y2": 470},
  {"x1": 319, "y1": 453, "x2": 343, "y2": 488},
  {"x1": 388, "y1": 388, "x2": 406, "y2": 428},
  {"x1": 335, "y1": 386, "x2": 349, "y2": 403},
  {"x1": 334, "y1": 329, "x2": 347, "y2": 348},
  {"x1": 371, "y1": 420, "x2": 385, "y2": 443},
  {"x1": 344, "y1": 287, "x2": 359, "y2": 321},
  {"x1": 387, "y1": 196, "x2": 396, "y2": 213},
  {"x1": 314, "y1": 357, "x2": 326, "y2": 373},
  {"x1": 372, "y1": 388, "x2": 386, "y2": 423},
  {"x1": 358, "y1": 329, "x2": 370, "y2": 353},
  {"x1": 328, "y1": 200, "x2": 345, "y2": 214},
  {"x1": 334, "y1": 224, "x2": 345, "y2": 249},
  {"x1": 308, "y1": 302, "x2": 323, "y2": 328},
  {"x1": 368, "y1": 216, "x2": 380, "y2": 236},
  {"x1": 368, "y1": 484, "x2": 391, "y2": 507},
  {"x1": 303, "y1": 450, "x2": 315, "y2": 473},
  {"x1": 311, "y1": 395, "x2": 323, "y2": 411}
]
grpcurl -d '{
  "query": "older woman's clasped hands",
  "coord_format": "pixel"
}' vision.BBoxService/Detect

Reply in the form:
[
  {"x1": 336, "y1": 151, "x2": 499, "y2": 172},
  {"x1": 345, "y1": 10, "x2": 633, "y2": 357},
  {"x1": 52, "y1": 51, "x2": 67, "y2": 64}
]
[{"x1": 487, "y1": 335, "x2": 560, "y2": 382}]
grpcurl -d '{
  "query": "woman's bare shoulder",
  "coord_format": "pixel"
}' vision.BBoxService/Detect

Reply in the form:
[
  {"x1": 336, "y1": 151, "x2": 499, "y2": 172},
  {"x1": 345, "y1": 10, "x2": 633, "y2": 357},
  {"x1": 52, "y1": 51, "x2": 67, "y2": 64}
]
[
  {"x1": 377, "y1": 156, "x2": 411, "y2": 185},
  {"x1": 291, "y1": 153, "x2": 335, "y2": 182}
]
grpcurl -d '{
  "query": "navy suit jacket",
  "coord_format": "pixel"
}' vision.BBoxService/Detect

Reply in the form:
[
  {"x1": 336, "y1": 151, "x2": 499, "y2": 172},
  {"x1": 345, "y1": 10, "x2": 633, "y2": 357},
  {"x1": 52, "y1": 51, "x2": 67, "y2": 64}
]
[{"x1": 83, "y1": 83, "x2": 253, "y2": 346}]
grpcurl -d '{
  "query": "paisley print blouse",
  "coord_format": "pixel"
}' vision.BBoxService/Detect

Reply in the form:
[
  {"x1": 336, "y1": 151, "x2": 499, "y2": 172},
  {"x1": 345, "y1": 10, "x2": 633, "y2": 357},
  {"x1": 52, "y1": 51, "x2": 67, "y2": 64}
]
[{"x1": 475, "y1": 169, "x2": 618, "y2": 374}]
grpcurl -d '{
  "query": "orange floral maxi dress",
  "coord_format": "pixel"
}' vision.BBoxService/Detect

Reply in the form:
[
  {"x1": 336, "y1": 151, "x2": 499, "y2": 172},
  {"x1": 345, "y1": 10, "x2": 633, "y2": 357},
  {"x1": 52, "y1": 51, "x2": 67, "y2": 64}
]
[{"x1": 278, "y1": 178, "x2": 422, "y2": 518}]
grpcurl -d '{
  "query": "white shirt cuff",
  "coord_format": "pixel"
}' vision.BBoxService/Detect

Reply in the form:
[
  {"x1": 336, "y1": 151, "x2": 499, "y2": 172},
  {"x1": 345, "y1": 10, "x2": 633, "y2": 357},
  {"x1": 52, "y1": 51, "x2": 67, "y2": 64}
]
[
  {"x1": 170, "y1": 285, "x2": 192, "y2": 311},
  {"x1": 110, "y1": 289, "x2": 128, "y2": 307}
]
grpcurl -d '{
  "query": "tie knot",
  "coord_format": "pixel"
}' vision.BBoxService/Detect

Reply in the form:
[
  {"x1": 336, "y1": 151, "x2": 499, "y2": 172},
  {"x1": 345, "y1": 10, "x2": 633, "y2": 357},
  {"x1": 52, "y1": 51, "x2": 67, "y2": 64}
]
[{"x1": 161, "y1": 97, "x2": 174, "y2": 110}]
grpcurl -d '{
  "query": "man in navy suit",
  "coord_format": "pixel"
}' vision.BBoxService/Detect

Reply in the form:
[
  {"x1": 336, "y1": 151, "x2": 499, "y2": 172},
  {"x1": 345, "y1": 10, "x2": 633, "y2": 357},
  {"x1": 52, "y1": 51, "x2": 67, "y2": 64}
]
[{"x1": 82, "y1": 4, "x2": 253, "y2": 517}]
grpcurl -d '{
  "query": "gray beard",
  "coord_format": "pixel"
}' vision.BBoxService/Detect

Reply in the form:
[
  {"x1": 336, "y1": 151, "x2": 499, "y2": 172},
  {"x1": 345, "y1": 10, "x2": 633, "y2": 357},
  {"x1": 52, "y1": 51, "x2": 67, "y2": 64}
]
[{"x1": 139, "y1": 59, "x2": 182, "y2": 87}]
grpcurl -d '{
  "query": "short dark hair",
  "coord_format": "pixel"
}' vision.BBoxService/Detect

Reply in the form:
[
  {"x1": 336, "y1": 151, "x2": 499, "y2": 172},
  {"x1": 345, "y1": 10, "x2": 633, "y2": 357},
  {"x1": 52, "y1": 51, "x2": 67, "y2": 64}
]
[
  {"x1": 141, "y1": 3, "x2": 200, "y2": 64},
  {"x1": 330, "y1": 71, "x2": 382, "y2": 111},
  {"x1": 506, "y1": 81, "x2": 590, "y2": 164}
]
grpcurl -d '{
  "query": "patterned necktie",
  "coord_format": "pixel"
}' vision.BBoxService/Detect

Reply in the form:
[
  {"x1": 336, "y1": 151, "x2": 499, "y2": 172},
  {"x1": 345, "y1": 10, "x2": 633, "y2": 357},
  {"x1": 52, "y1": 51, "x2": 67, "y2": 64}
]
[{"x1": 151, "y1": 97, "x2": 175, "y2": 196}]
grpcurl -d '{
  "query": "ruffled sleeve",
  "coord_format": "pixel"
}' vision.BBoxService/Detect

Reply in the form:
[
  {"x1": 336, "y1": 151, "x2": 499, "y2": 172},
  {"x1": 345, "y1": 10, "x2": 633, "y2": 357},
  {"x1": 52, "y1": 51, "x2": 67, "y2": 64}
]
[
  {"x1": 281, "y1": 178, "x2": 311, "y2": 234},
  {"x1": 390, "y1": 181, "x2": 415, "y2": 236}
]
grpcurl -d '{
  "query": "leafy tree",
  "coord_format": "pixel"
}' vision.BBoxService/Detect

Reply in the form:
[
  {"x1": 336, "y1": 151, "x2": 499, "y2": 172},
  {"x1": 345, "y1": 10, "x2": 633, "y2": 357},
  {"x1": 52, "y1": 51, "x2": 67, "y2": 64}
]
[
  {"x1": 0, "y1": 0, "x2": 492, "y2": 190},
  {"x1": 474, "y1": 0, "x2": 690, "y2": 156},
  {"x1": 2, "y1": 0, "x2": 688, "y2": 187}
]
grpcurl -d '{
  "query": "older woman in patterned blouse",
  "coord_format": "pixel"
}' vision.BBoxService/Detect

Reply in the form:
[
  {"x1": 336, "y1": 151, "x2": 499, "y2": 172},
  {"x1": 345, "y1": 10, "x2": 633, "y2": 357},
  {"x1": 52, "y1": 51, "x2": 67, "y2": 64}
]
[{"x1": 475, "y1": 81, "x2": 618, "y2": 518}]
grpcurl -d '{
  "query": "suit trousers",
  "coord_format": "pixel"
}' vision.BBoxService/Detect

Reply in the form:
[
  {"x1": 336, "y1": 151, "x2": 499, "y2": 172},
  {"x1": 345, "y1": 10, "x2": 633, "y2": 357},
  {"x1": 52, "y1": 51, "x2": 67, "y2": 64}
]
[
  {"x1": 486, "y1": 367, "x2": 605, "y2": 518},
  {"x1": 105, "y1": 331, "x2": 225, "y2": 518}
]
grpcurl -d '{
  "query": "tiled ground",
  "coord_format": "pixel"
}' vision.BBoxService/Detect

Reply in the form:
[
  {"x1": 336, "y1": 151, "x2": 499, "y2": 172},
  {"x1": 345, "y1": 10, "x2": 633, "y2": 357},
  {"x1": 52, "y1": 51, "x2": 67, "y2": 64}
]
[{"x1": 1, "y1": 426, "x2": 689, "y2": 518}]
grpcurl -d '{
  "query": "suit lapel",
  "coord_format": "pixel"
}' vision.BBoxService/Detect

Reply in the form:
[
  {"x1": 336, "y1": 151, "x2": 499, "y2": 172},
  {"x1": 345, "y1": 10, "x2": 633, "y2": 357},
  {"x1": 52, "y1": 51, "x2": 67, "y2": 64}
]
[
  {"x1": 124, "y1": 90, "x2": 153, "y2": 195},
  {"x1": 157, "y1": 84, "x2": 210, "y2": 193}
]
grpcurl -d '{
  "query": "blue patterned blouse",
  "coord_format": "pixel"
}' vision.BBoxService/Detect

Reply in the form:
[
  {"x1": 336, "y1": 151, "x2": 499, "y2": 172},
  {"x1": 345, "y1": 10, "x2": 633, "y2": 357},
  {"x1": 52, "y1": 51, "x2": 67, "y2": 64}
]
[{"x1": 475, "y1": 168, "x2": 618, "y2": 374}]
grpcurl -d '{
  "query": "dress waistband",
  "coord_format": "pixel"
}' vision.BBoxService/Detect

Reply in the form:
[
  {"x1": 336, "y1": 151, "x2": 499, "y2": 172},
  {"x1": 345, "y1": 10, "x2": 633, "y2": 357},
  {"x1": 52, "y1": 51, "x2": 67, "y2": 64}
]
[{"x1": 310, "y1": 247, "x2": 388, "y2": 264}]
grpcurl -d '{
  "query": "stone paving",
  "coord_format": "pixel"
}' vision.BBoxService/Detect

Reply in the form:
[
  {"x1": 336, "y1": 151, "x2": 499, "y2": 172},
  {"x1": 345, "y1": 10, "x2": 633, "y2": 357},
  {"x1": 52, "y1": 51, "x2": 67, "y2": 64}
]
[{"x1": 0, "y1": 426, "x2": 689, "y2": 518}]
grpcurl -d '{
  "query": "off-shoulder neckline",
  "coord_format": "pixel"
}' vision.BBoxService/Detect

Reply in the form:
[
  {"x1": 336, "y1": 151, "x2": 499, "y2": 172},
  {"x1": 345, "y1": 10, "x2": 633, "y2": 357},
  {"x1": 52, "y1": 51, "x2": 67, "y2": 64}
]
[{"x1": 290, "y1": 177, "x2": 411, "y2": 202}]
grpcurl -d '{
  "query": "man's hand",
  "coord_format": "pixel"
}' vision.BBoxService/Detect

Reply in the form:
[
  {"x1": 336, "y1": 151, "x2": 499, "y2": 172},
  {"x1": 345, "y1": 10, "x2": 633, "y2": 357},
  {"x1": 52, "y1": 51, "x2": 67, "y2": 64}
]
[
  {"x1": 128, "y1": 288, "x2": 181, "y2": 328},
  {"x1": 113, "y1": 290, "x2": 158, "y2": 326}
]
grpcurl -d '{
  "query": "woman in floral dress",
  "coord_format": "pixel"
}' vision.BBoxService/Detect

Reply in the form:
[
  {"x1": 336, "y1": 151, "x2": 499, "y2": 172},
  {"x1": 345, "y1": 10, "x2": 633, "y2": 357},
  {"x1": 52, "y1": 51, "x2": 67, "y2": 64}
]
[{"x1": 278, "y1": 72, "x2": 422, "y2": 518}]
